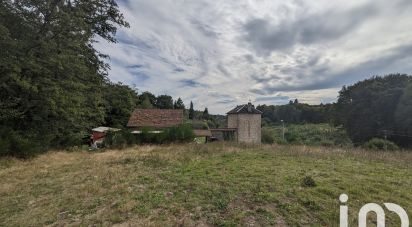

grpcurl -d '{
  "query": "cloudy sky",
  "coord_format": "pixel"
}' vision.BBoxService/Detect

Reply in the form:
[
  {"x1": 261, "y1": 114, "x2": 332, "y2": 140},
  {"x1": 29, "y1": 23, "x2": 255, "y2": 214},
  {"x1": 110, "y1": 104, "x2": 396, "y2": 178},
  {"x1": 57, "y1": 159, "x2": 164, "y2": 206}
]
[{"x1": 95, "y1": 0, "x2": 412, "y2": 114}]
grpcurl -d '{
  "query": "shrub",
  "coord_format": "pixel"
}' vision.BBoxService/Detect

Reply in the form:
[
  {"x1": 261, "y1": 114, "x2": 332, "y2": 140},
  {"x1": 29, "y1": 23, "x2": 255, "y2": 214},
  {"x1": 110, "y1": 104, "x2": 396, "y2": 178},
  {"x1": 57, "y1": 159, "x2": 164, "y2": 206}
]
[
  {"x1": 301, "y1": 176, "x2": 316, "y2": 187},
  {"x1": 166, "y1": 123, "x2": 195, "y2": 143},
  {"x1": 261, "y1": 128, "x2": 275, "y2": 144},
  {"x1": 363, "y1": 138, "x2": 399, "y2": 151},
  {"x1": 285, "y1": 131, "x2": 298, "y2": 143},
  {"x1": 188, "y1": 120, "x2": 209, "y2": 130},
  {"x1": 0, "y1": 128, "x2": 45, "y2": 158},
  {"x1": 105, "y1": 130, "x2": 136, "y2": 149}
]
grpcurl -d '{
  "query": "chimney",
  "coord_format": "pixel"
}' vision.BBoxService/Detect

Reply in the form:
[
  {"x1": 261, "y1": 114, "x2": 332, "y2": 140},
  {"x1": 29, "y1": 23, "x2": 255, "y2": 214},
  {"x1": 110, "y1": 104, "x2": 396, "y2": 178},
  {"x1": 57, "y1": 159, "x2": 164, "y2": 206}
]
[{"x1": 247, "y1": 102, "x2": 252, "y2": 112}]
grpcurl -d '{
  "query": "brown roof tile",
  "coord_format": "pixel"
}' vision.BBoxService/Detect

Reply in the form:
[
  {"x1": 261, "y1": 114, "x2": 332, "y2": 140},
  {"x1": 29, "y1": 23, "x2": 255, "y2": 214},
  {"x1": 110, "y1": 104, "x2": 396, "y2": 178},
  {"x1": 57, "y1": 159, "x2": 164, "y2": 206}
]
[{"x1": 127, "y1": 109, "x2": 183, "y2": 128}]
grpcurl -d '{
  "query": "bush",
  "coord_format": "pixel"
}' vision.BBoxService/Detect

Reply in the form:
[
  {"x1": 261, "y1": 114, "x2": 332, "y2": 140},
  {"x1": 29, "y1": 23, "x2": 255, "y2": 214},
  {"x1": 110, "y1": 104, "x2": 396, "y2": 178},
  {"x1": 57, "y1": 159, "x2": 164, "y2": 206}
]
[
  {"x1": 166, "y1": 123, "x2": 195, "y2": 143},
  {"x1": 285, "y1": 131, "x2": 298, "y2": 143},
  {"x1": 301, "y1": 176, "x2": 316, "y2": 187},
  {"x1": 105, "y1": 130, "x2": 136, "y2": 149},
  {"x1": 261, "y1": 128, "x2": 275, "y2": 144},
  {"x1": 0, "y1": 128, "x2": 45, "y2": 158},
  {"x1": 104, "y1": 124, "x2": 195, "y2": 148},
  {"x1": 363, "y1": 138, "x2": 399, "y2": 151},
  {"x1": 188, "y1": 120, "x2": 209, "y2": 130}
]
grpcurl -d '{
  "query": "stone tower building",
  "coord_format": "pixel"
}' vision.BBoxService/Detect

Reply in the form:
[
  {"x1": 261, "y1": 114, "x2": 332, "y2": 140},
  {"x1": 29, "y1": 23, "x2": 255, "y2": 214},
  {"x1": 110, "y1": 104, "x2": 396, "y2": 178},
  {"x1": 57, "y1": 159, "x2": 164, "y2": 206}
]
[{"x1": 227, "y1": 102, "x2": 262, "y2": 143}]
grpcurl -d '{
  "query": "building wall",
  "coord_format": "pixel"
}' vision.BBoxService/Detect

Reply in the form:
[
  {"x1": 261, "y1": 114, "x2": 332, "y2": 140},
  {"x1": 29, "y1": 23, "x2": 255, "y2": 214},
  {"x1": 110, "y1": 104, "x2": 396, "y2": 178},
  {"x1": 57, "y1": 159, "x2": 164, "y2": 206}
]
[{"x1": 227, "y1": 114, "x2": 261, "y2": 143}]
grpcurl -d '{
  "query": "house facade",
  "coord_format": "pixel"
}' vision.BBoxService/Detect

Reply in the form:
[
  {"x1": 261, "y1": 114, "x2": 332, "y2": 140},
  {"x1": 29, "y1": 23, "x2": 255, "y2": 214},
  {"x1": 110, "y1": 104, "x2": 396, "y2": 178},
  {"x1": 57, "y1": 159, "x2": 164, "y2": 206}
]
[
  {"x1": 210, "y1": 102, "x2": 262, "y2": 143},
  {"x1": 226, "y1": 102, "x2": 262, "y2": 143}
]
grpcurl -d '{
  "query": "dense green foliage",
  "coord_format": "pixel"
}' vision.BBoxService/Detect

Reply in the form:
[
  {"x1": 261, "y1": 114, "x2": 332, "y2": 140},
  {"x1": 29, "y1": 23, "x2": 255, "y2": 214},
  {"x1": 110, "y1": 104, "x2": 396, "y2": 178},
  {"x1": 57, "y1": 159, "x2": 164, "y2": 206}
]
[
  {"x1": 257, "y1": 102, "x2": 336, "y2": 125},
  {"x1": 337, "y1": 74, "x2": 412, "y2": 146},
  {"x1": 261, "y1": 128, "x2": 275, "y2": 144},
  {"x1": 103, "y1": 83, "x2": 139, "y2": 128},
  {"x1": 173, "y1": 98, "x2": 185, "y2": 110},
  {"x1": 188, "y1": 101, "x2": 195, "y2": 120},
  {"x1": 104, "y1": 124, "x2": 195, "y2": 148},
  {"x1": 0, "y1": 0, "x2": 129, "y2": 156},
  {"x1": 362, "y1": 138, "x2": 399, "y2": 151},
  {"x1": 263, "y1": 124, "x2": 352, "y2": 147}
]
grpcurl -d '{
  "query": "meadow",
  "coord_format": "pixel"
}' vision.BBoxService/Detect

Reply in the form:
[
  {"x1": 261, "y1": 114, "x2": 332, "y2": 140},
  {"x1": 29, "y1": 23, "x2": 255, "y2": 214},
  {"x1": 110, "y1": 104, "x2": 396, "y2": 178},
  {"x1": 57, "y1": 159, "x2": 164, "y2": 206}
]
[
  {"x1": 0, "y1": 143, "x2": 411, "y2": 226},
  {"x1": 263, "y1": 124, "x2": 353, "y2": 147}
]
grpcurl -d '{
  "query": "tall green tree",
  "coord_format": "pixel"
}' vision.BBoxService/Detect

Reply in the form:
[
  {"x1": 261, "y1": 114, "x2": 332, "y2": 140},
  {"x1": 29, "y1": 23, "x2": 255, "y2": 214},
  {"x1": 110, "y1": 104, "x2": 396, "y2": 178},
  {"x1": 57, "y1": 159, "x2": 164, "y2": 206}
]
[
  {"x1": 188, "y1": 101, "x2": 195, "y2": 120},
  {"x1": 156, "y1": 95, "x2": 174, "y2": 109},
  {"x1": 103, "y1": 83, "x2": 139, "y2": 128},
  {"x1": 138, "y1": 91, "x2": 156, "y2": 107},
  {"x1": 174, "y1": 97, "x2": 185, "y2": 109},
  {"x1": 202, "y1": 107, "x2": 209, "y2": 120},
  {"x1": 394, "y1": 82, "x2": 412, "y2": 145},
  {"x1": 337, "y1": 74, "x2": 412, "y2": 144},
  {"x1": 0, "y1": 0, "x2": 129, "y2": 156},
  {"x1": 139, "y1": 96, "x2": 154, "y2": 109}
]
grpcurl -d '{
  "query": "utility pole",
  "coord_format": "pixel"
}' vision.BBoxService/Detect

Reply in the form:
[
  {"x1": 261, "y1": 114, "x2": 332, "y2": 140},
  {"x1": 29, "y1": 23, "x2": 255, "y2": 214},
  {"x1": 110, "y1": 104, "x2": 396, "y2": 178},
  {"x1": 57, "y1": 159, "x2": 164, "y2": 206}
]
[{"x1": 281, "y1": 120, "x2": 285, "y2": 141}]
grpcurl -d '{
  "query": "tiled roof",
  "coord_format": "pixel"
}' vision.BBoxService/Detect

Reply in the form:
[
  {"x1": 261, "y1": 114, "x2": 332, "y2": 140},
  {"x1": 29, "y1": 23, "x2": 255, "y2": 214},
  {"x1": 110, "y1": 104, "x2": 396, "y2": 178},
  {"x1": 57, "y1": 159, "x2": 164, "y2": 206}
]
[
  {"x1": 127, "y1": 109, "x2": 183, "y2": 128},
  {"x1": 227, "y1": 102, "x2": 262, "y2": 114}
]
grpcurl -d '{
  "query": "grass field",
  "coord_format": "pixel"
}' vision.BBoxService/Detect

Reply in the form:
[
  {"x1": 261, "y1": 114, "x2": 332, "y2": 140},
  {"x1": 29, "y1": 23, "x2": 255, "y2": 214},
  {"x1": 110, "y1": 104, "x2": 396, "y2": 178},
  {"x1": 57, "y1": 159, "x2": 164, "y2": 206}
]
[
  {"x1": 0, "y1": 143, "x2": 411, "y2": 226},
  {"x1": 263, "y1": 124, "x2": 353, "y2": 147}
]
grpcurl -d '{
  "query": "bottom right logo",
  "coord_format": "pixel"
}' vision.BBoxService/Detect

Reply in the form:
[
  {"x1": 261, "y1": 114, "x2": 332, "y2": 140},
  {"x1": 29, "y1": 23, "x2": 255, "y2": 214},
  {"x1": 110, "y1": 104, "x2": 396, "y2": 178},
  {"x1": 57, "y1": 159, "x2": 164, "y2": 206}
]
[{"x1": 339, "y1": 194, "x2": 409, "y2": 227}]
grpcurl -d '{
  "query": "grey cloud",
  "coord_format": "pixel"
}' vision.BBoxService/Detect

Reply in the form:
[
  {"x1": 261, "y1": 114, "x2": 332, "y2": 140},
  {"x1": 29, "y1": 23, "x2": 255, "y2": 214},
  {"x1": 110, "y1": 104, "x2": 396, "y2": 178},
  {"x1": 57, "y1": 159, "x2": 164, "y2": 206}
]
[
  {"x1": 173, "y1": 67, "x2": 185, "y2": 73},
  {"x1": 255, "y1": 95, "x2": 290, "y2": 102},
  {"x1": 250, "y1": 43, "x2": 412, "y2": 94},
  {"x1": 243, "y1": 4, "x2": 378, "y2": 55},
  {"x1": 127, "y1": 64, "x2": 145, "y2": 69},
  {"x1": 180, "y1": 79, "x2": 208, "y2": 88}
]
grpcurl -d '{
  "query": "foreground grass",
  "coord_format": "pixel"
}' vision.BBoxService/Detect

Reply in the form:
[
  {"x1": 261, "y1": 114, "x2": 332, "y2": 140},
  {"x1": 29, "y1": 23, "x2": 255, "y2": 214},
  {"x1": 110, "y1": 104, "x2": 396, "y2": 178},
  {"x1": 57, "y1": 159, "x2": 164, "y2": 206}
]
[{"x1": 0, "y1": 144, "x2": 411, "y2": 226}]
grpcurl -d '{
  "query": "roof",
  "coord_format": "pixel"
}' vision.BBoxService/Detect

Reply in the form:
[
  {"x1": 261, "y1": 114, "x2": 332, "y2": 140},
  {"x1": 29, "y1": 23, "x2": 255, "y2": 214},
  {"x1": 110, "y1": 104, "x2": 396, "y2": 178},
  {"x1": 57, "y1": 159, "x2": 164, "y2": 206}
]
[
  {"x1": 92, "y1": 127, "x2": 121, "y2": 133},
  {"x1": 194, "y1": 129, "x2": 212, "y2": 137},
  {"x1": 127, "y1": 109, "x2": 183, "y2": 128},
  {"x1": 227, "y1": 102, "x2": 262, "y2": 115}
]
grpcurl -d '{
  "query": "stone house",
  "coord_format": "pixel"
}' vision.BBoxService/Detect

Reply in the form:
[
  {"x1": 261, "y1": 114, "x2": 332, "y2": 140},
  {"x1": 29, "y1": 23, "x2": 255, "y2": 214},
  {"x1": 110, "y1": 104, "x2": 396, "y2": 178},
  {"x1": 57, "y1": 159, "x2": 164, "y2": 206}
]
[{"x1": 211, "y1": 102, "x2": 262, "y2": 143}]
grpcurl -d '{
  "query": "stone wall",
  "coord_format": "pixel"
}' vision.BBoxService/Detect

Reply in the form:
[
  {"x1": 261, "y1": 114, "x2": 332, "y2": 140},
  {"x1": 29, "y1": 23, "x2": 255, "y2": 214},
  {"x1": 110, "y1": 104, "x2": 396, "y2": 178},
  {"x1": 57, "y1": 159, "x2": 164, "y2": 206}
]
[{"x1": 228, "y1": 114, "x2": 261, "y2": 143}]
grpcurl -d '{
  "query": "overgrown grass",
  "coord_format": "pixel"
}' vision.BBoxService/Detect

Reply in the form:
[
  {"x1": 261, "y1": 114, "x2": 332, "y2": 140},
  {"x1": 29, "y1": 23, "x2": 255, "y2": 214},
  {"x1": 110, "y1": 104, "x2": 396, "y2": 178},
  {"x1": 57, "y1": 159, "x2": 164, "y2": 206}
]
[
  {"x1": 0, "y1": 143, "x2": 411, "y2": 226},
  {"x1": 264, "y1": 123, "x2": 353, "y2": 147}
]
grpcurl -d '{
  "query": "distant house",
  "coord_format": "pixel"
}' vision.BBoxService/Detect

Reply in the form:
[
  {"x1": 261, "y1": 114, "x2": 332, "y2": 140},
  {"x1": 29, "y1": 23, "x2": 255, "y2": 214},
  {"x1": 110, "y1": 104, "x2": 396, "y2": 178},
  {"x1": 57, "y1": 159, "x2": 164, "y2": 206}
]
[
  {"x1": 212, "y1": 102, "x2": 262, "y2": 143},
  {"x1": 127, "y1": 109, "x2": 184, "y2": 133}
]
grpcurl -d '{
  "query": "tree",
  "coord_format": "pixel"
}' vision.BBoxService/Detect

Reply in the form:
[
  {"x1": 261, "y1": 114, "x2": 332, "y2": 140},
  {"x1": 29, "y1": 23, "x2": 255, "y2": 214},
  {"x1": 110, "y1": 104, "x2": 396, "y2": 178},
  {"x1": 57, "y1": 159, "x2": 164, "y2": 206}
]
[
  {"x1": 174, "y1": 97, "x2": 185, "y2": 109},
  {"x1": 0, "y1": 0, "x2": 129, "y2": 156},
  {"x1": 103, "y1": 83, "x2": 139, "y2": 128},
  {"x1": 189, "y1": 101, "x2": 195, "y2": 120},
  {"x1": 139, "y1": 96, "x2": 154, "y2": 109},
  {"x1": 138, "y1": 92, "x2": 156, "y2": 107},
  {"x1": 202, "y1": 107, "x2": 209, "y2": 120},
  {"x1": 294, "y1": 99, "x2": 299, "y2": 104},
  {"x1": 394, "y1": 82, "x2": 412, "y2": 146},
  {"x1": 156, "y1": 95, "x2": 174, "y2": 109},
  {"x1": 337, "y1": 74, "x2": 412, "y2": 144}
]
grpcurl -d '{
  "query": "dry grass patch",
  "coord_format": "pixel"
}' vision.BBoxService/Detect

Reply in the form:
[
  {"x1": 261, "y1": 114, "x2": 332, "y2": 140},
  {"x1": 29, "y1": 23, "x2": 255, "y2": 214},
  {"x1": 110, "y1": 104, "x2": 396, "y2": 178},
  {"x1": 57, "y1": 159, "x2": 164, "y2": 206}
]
[{"x1": 0, "y1": 143, "x2": 411, "y2": 226}]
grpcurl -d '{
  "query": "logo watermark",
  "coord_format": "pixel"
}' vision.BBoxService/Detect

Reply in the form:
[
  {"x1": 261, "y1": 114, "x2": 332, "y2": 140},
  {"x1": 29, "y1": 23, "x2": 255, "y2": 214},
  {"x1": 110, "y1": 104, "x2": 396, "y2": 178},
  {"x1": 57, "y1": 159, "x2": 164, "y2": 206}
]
[{"x1": 339, "y1": 194, "x2": 409, "y2": 227}]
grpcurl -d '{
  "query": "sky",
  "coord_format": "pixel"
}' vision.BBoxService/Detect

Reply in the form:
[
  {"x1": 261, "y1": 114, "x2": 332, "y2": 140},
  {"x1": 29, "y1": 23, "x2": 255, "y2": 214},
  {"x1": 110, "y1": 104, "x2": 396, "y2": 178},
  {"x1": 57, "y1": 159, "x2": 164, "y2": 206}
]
[{"x1": 95, "y1": 0, "x2": 412, "y2": 114}]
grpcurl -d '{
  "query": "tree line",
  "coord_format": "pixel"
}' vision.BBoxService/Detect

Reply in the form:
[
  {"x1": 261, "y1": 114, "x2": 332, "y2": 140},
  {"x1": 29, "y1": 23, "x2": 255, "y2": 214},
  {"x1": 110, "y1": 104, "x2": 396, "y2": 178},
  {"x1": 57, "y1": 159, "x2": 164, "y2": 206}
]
[{"x1": 257, "y1": 74, "x2": 412, "y2": 147}]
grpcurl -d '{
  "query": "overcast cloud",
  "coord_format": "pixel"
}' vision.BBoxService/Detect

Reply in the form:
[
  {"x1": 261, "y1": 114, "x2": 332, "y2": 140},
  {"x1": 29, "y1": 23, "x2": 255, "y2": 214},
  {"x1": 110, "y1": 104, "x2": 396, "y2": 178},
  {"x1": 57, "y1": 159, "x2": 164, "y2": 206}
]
[{"x1": 94, "y1": 0, "x2": 412, "y2": 114}]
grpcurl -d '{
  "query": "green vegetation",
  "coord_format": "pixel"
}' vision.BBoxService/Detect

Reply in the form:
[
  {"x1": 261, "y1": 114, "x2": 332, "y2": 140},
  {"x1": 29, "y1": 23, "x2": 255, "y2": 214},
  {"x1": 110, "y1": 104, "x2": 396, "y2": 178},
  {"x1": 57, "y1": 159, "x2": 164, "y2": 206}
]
[
  {"x1": 262, "y1": 124, "x2": 352, "y2": 147},
  {"x1": 337, "y1": 74, "x2": 412, "y2": 147},
  {"x1": 104, "y1": 124, "x2": 195, "y2": 148},
  {"x1": 363, "y1": 138, "x2": 399, "y2": 151},
  {"x1": 0, "y1": 0, "x2": 129, "y2": 156},
  {"x1": 0, "y1": 144, "x2": 411, "y2": 226}
]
